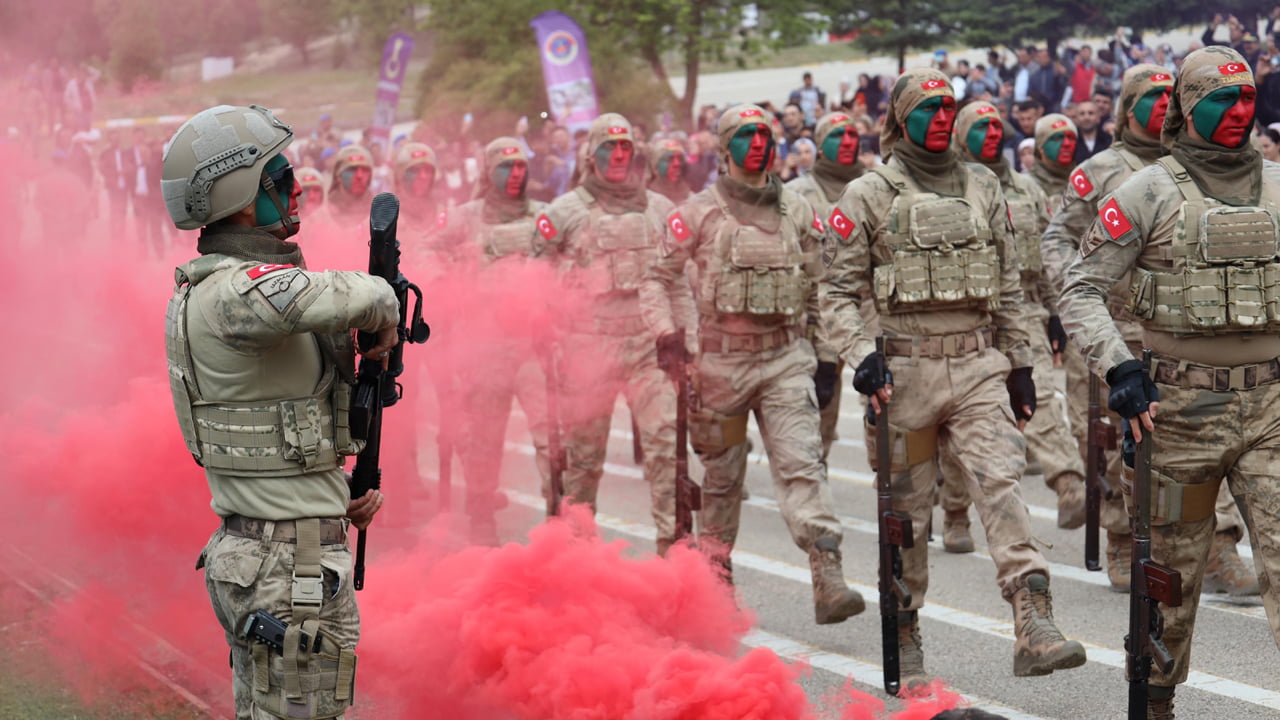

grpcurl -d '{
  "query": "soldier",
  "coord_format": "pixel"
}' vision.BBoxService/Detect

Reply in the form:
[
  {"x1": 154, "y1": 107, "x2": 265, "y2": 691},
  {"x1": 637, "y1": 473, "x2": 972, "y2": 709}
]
[
  {"x1": 295, "y1": 166, "x2": 324, "y2": 216},
  {"x1": 326, "y1": 144, "x2": 375, "y2": 226},
  {"x1": 1059, "y1": 47, "x2": 1280, "y2": 718},
  {"x1": 787, "y1": 111, "x2": 865, "y2": 460},
  {"x1": 160, "y1": 105, "x2": 399, "y2": 719},
  {"x1": 436, "y1": 137, "x2": 553, "y2": 544},
  {"x1": 937, "y1": 102, "x2": 1087, "y2": 554},
  {"x1": 537, "y1": 113, "x2": 688, "y2": 554},
  {"x1": 639, "y1": 103, "x2": 865, "y2": 625},
  {"x1": 648, "y1": 137, "x2": 691, "y2": 204},
  {"x1": 392, "y1": 141, "x2": 443, "y2": 234},
  {"x1": 822, "y1": 69, "x2": 1086, "y2": 680},
  {"x1": 1027, "y1": 114, "x2": 1078, "y2": 199},
  {"x1": 1043, "y1": 64, "x2": 1259, "y2": 594}
]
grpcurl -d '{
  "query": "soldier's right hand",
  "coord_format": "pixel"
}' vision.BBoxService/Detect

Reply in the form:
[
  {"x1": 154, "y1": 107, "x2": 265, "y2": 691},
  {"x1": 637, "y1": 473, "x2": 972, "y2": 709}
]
[
  {"x1": 852, "y1": 351, "x2": 893, "y2": 412},
  {"x1": 1106, "y1": 359, "x2": 1160, "y2": 441},
  {"x1": 655, "y1": 332, "x2": 690, "y2": 380},
  {"x1": 359, "y1": 325, "x2": 401, "y2": 369}
]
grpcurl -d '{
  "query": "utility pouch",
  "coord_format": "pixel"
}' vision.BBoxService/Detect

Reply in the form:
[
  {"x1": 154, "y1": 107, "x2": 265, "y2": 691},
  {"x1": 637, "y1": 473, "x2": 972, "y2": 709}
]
[{"x1": 689, "y1": 408, "x2": 749, "y2": 453}]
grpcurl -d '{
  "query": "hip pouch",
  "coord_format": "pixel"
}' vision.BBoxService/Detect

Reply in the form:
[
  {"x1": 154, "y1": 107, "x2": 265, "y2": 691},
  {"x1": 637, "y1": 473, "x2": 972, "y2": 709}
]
[
  {"x1": 689, "y1": 406, "x2": 749, "y2": 454},
  {"x1": 863, "y1": 413, "x2": 938, "y2": 472}
]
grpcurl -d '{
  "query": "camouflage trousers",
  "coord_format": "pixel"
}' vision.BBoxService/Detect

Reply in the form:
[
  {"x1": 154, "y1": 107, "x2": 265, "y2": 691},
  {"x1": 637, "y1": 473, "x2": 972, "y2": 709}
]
[
  {"x1": 1121, "y1": 376, "x2": 1280, "y2": 686},
  {"x1": 458, "y1": 346, "x2": 550, "y2": 515},
  {"x1": 866, "y1": 346, "x2": 1047, "y2": 606},
  {"x1": 940, "y1": 303, "x2": 1084, "y2": 511},
  {"x1": 558, "y1": 328, "x2": 679, "y2": 543},
  {"x1": 694, "y1": 337, "x2": 842, "y2": 553},
  {"x1": 200, "y1": 525, "x2": 360, "y2": 720}
]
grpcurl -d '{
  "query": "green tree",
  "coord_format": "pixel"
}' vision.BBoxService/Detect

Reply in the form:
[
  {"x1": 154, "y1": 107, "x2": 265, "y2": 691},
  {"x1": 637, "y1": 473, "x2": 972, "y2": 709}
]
[
  {"x1": 259, "y1": 0, "x2": 336, "y2": 67},
  {"x1": 335, "y1": 0, "x2": 420, "y2": 64},
  {"x1": 946, "y1": 0, "x2": 1103, "y2": 58},
  {"x1": 94, "y1": 0, "x2": 165, "y2": 89},
  {"x1": 836, "y1": 0, "x2": 957, "y2": 73}
]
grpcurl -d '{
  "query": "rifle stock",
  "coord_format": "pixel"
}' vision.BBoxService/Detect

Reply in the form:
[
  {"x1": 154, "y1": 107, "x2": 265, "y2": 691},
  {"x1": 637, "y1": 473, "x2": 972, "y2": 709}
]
[
  {"x1": 874, "y1": 336, "x2": 913, "y2": 696},
  {"x1": 673, "y1": 327, "x2": 701, "y2": 542},
  {"x1": 543, "y1": 347, "x2": 566, "y2": 518},
  {"x1": 1126, "y1": 349, "x2": 1182, "y2": 719},
  {"x1": 1086, "y1": 372, "x2": 1117, "y2": 571}
]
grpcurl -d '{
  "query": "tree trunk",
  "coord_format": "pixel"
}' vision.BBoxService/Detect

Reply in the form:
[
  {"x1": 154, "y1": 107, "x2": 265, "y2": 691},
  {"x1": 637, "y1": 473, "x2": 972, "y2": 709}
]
[
  {"x1": 678, "y1": 0, "x2": 706, "y2": 131},
  {"x1": 642, "y1": 45, "x2": 681, "y2": 107},
  {"x1": 897, "y1": 41, "x2": 906, "y2": 74}
]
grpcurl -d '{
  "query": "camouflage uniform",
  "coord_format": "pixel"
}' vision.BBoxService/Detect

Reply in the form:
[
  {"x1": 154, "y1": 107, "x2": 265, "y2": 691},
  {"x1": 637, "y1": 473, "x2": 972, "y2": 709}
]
[
  {"x1": 822, "y1": 70, "x2": 1085, "y2": 678},
  {"x1": 162, "y1": 106, "x2": 399, "y2": 719},
  {"x1": 1059, "y1": 48, "x2": 1280, "y2": 707},
  {"x1": 539, "y1": 114, "x2": 688, "y2": 549},
  {"x1": 641, "y1": 104, "x2": 865, "y2": 626},
  {"x1": 939, "y1": 103, "x2": 1086, "y2": 539}
]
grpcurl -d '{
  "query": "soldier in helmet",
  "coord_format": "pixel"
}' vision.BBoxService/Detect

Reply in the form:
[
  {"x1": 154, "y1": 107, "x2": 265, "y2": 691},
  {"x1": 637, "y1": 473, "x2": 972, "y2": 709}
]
[
  {"x1": 1059, "y1": 46, "x2": 1280, "y2": 718},
  {"x1": 1027, "y1": 114, "x2": 1078, "y2": 199},
  {"x1": 639, "y1": 103, "x2": 866, "y2": 626},
  {"x1": 326, "y1": 144, "x2": 375, "y2": 226},
  {"x1": 936, "y1": 101, "x2": 1088, "y2": 554},
  {"x1": 295, "y1": 166, "x2": 325, "y2": 216},
  {"x1": 160, "y1": 105, "x2": 400, "y2": 719},
  {"x1": 537, "y1": 113, "x2": 691, "y2": 554},
  {"x1": 821, "y1": 69, "x2": 1087, "y2": 682},
  {"x1": 392, "y1": 141, "x2": 443, "y2": 233},
  {"x1": 648, "y1": 137, "x2": 691, "y2": 204}
]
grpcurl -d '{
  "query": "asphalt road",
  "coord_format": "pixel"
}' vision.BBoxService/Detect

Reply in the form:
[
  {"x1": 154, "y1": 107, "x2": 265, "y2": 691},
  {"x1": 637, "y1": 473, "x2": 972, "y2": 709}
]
[{"x1": 458, "y1": 366, "x2": 1280, "y2": 720}]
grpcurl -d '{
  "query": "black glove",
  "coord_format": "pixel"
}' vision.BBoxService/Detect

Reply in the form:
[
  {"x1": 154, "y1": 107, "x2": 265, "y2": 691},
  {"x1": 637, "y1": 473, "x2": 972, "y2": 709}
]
[
  {"x1": 1047, "y1": 316, "x2": 1069, "y2": 355},
  {"x1": 814, "y1": 361, "x2": 839, "y2": 409},
  {"x1": 1121, "y1": 418, "x2": 1137, "y2": 468},
  {"x1": 852, "y1": 352, "x2": 891, "y2": 396},
  {"x1": 655, "y1": 332, "x2": 689, "y2": 379},
  {"x1": 1006, "y1": 366, "x2": 1036, "y2": 422},
  {"x1": 1106, "y1": 359, "x2": 1160, "y2": 419}
]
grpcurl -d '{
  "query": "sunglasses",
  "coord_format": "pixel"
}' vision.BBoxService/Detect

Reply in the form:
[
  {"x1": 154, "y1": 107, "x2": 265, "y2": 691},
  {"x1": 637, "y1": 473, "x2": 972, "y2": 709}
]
[{"x1": 264, "y1": 163, "x2": 295, "y2": 200}]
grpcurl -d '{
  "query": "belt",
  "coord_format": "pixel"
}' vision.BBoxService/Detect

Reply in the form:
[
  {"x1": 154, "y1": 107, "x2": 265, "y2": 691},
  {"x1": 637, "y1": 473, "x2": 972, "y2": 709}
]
[
  {"x1": 699, "y1": 326, "x2": 796, "y2": 354},
  {"x1": 883, "y1": 328, "x2": 994, "y2": 359},
  {"x1": 1150, "y1": 355, "x2": 1280, "y2": 392},
  {"x1": 223, "y1": 516, "x2": 348, "y2": 545},
  {"x1": 575, "y1": 315, "x2": 650, "y2": 336}
]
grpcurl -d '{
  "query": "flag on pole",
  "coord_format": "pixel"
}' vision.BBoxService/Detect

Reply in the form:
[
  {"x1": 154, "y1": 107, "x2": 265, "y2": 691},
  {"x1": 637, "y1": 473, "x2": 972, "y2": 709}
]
[
  {"x1": 529, "y1": 11, "x2": 600, "y2": 132},
  {"x1": 369, "y1": 31, "x2": 415, "y2": 155}
]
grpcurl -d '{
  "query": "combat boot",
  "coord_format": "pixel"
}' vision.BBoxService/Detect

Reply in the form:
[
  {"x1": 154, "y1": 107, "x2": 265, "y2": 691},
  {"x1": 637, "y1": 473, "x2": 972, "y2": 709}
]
[
  {"x1": 1051, "y1": 473, "x2": 1086, "y2": 529},
  {"x1": 1203, "y1": 531, "x2": 1259, "y2": 596},
  {"x1": 897, "y1": 610, "x2": 931, "y2": 690},
  {"x1": 1011, "y1": 573, "x2": 1087, "y2": 676},
  {"x1": 1106, "y1": 531, "x2": 1131, "y2": 593},
  {"x1": 809, "y1": 536, "x2": 866, "y2": 624},
  {"x1": 1148, "y1": 685, "x2": 1175, "y2": 719},
  {"x1": 942, "y1": 509, "x2": 975, "y2": 554}
]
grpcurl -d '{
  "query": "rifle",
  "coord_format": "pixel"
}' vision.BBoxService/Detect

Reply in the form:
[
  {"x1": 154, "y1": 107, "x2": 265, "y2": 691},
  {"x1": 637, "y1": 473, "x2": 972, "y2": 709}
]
[
  {"x1": 542, "y1": 346, "x2": 567, "y2": 518},
  {"x1": 349, "y1": 193, "x2": 430, "y2": 591},
  {"x1": 1086, "y1": 372, "x2": 1117, "y2": 571},
  {"x1": 873, "y1": 336, "x2": 913, "y2": 696},
  {"x1": 1126, "y1": 349, "x2": 1181, "y2": 719},
  {"x1": 631, "y1": 414, "x2": 645, "y2": 465},
  {"x1": 673, "y1": 327, "x2": 701, "y2": 541}
]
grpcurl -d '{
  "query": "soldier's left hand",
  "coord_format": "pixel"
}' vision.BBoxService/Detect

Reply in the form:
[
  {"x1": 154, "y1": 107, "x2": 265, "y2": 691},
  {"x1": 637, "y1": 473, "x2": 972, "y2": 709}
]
[
  {"x1": 346, "y1": 489, "x2": 384, "y2": 530},
  {"x1": 359, "y1": 325, "x2": 401, "y2": 369},
  {"x1": 814, "y1": 361, "x2": 840, "y2": 409},
  {"x1": 1006, "y1": 367, "x2": 1036, "y2": 431},
  {"x1": 1047, "y1": 316, "x2": 1069, "y2": 367}
]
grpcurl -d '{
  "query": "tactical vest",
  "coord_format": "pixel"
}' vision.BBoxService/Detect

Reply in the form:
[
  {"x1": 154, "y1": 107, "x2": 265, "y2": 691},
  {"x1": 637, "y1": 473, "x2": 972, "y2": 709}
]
[
  {"x1": 870, "y1": 165, "x2": 999, "y2": 314},
  {"x1": 702, "y1": 184, "x2": 812, "y2": 320},
  {"x1": 570, "y1": 186, "x2": 657, "y2": 296},
  {"x1": 1127, "y1": 156, "x2": 1280, "y2": 334},
  {"x1": 479, "y1": 213, "x2": 538, "y2": 260},
  {"x1": 166, "y1": 257, "x2": 361, "y2": 476},
  {"x1": 1004, "y1": 179, "x2": 1043, "y2": 280}
]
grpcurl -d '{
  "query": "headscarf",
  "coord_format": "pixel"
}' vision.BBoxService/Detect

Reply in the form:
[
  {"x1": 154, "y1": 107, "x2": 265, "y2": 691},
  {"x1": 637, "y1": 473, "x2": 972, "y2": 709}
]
[
  {"x1": 1162, "y1": 46, "x2": 1262, "y2": 206},
  {"x1": 1113, "y1": 63, "x2": 1175, "y2": 161},
  {"x1": 809, "y1": 111, "x2": 865, "y2": 202},
  {"x1": 581, "y1": 112, "x2": 648, "y2": 213},
  {"x1": 647, "y1": 137, "x2": 690, "y2": 204},
  {"x1": 1029, "y1": 113, "x2": 1076, "y2": 193},
  {"x1": 714, "y1": 104, "x2": 784, "y2": 229},
  {"x1": 953, "y1": 102, "x2": 1011, "y2": 183},
  {"x1": 791, "y1": 138, "x2": 816, "y2": 175},
  {"x1": 881, "y1": 68, "x2": 966, "y2": 196}
]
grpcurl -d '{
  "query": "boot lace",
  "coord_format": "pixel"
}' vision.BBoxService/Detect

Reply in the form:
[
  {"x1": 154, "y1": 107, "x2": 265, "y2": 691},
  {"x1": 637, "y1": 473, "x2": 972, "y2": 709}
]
[{"x1": 1020, "y1": 588, "x2": 1066, "y2": 644}]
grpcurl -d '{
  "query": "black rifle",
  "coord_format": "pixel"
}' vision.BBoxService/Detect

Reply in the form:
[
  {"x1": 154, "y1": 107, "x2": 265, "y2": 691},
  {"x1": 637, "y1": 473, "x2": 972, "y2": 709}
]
[
  {"x1": 631, "y1": 414, "x2": 645, "y2": 465},
  {"x1": 1126, "y1": 349, "x2": 1181, "y2": 719},
  {"x1": 673, "y1": 327, "x2": 701, "y2": 541},
  {"x1": 872, "y1": 336, "x2": 913, "y2": 696},
  {"x1": 349, "y1": 193, "x2": 430, "y2": 591},
  {"x1": 543, "y1": 347, "x2": 567, "y2": 518},
  {"x1": 1086, "y1": 372, "x2": 1117, "y2": 571}
]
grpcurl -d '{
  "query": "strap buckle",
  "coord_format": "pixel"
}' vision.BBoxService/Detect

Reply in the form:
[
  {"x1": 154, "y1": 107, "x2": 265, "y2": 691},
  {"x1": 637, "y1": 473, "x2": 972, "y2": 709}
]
[{"x1": 292, "y1": 575, "x2": 324, "y2": 608}]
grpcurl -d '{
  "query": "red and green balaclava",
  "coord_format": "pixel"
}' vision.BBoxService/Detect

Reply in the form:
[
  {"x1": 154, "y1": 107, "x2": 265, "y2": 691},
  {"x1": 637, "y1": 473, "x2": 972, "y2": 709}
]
[{"x1": 1164, "y1": 47, "x2": 1256, "y2": 148}]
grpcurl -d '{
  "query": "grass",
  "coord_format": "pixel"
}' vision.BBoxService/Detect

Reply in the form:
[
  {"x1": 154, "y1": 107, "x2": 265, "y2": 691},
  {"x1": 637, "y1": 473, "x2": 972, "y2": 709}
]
[{"x1": 684, "y1": 42, "x2": 871, "y2": 75}]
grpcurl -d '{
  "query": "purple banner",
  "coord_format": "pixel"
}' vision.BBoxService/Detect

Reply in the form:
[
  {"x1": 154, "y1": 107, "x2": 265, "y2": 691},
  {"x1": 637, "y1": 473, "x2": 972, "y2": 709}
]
[
  {"x1": 529, "y1": 10, "x2": 599, "y2": 132},
  {"x1": 369, "y1": 31, "x2": 415, "y2": 154}
]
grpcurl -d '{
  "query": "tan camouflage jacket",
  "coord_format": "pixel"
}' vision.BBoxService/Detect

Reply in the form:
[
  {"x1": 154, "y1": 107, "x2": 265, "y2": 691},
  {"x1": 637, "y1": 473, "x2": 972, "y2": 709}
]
[
  {"x1": 1003, "y1": 170, "x2": 1056, "y2": 312},
  {"x1": 820, "y1": 156, "x2": 1033, "y2": 369}
]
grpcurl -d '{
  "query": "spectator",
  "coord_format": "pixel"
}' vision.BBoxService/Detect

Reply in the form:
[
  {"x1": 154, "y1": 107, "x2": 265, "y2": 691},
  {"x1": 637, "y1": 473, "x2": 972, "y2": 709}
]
[
  {"x1": 952, "y1": 59, "x2": 971, "y2": 99},
  {"x1": 1242, "y1": 32, "x2": 1264, "y2": 70},
  {"x1": 1260, "y1": 127, "x2": 1280, "y2": 162},
  {"x1": 780, "y1": 138, "x2": 815, "y2": 181},
  {"x1": 1028, "y1": 47, "x2": 1068, "y2": 113},
  {"x1": 964, "y1": 64, "x2": 1000, "y2": 101},
  {"x1": 1202, "y1": 13, "x2": 1247, "y2": 54},
  {"x1": 1013, "y1": 46, "x2": 1038, "y2": 102},
  {"x1": 542, "y1": 125, "x2": 575, "y2": 197},
  {"x1": 990, "y1": 49, "x2": 1016, "y2": 84},
  {"x1": 1094, "y1": 50, "x2": 1123, "y2": 96},
  {"x1": 1012, "y1": 99, "x2": 1043, "y2": 170},
  {"x1": 1063, "y1": 44, "x2": 1096, "y2": 106},
  {"x1": 1072, "y1": 100, "x2": 1111, "y2": 164},
  {"x1": 789, "y1": 71, "x2": 826, "y2": 126},
  {"x1": 1091, "y1": 88, "x2": 1116, "y2": 127},
  {"x1": 98, "y1": 129, "x2": 137, "y2": 231},
  {"x1": 1153, "y1": 43, "x2": 1178, "y2": 73},
  {"x1": 1017, "y1": 137, "x2": 1036, "y2": 172},
  {"x1": 63, "y1": 65, "x2": 100, "y2": 132},
  {"x1": 932, "y1": 48, "x2": 953, "y2": 76},
  {"x1": 858, "y1": 73, "x2": 888, "y2": 120},
  {"x1": 684, "y1": 130, "x2": 716, "y2": 192},
  {"x1": 1254, "y1": 52, "x2": 1280, "y2": 129},
  {"x1": 779, "y1": 101, "x2": 807, "y2": 158}
]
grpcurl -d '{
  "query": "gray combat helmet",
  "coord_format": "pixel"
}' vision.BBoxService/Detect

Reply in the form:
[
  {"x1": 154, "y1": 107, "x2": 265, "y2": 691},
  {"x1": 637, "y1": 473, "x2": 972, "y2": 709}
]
[{"x1": 161, "y1": 104, "x2": 293, "y2": 230}]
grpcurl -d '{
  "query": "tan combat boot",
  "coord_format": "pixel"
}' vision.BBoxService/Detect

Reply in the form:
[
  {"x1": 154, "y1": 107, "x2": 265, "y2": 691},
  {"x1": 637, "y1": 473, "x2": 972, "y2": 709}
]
[
  {"x1": 1148, "y1": 685, "x2": 1175, "y2": 719},
  {"x1": 897, "y1": 610, "x2": 931, "y2": 690},
  {"x1": 810, "y1": 536, "x2": 866, "y2": 624},
  {"x1": 1051, "y1": 473, "x2": 1086, "y2": 529},
  {"x1": 943, "y1": 509, "x2": 975, "y2": 554},
  {"x1": 1106, "y1": 531, "x2": 1132, "y2": 593},
  {"x1": 1203, "y1": 531, "x2": 1259, "y2": 596},
  {"x1": 1011, "y1": 573, "x2": 1087, "y2": 676}
]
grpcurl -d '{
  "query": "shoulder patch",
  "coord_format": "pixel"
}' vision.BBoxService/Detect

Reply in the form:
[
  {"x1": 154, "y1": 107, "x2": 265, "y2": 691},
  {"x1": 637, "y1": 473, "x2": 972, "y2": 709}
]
[
  {"x1": 1099, "y1": 198, "x2": 1133, "y2": 240},
  {"x1": 254, "y1": 268, "x2": 311, "y2": 314},
  {"x1": 828, "y1": 207, "x2": 854, "y2": 240},
  {"x1": 246, "y1": 263, "x2": 296, "y2": 280},
  {"x1": 1070, "y1": 168, "x2": 1094, "y2": 198},
  {"x1": 669, "y1": 211, "x2": 692, "y2": 242},
  {"x1": 812, "y1": 209, "x2": 825, "y2": 233},
  {"x1": 536, "y1": 213, "x2": 558, "y2": 241}
]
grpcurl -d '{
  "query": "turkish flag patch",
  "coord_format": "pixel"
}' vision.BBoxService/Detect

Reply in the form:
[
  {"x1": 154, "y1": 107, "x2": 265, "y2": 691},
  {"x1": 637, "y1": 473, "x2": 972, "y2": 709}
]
[
  {"x1": 1099, "y1": 198, "x2": 1133, "y2": 240},
  {"x1": 976, "y1": 105, "x2": 996, "y2": 115},
  {"x1": 246, "y1": 263, "x2": 296, "y2": 280},
  {"x1": 536, "y1": 213, "x2": 558, "y2": 241},
  {"x1": 812, "y1": 210, "x2": 825, "y2": 232},
  {"x1": 668, "y1": 212, "x2": 692, "y2": 242},
  {"x1": 501, "y1": 146, "x2": 519, "y2": 155},
  {"x1": 1052, "y1": 119, "x2": 1068, "y2": 129},
  {"x1": 608, "y1": 126, "x2": 628, "y2": 135},
  {"x1": 830, "y1": 114, "x2": 850, "y2": 124},
  {"x1": 1150, "y1": 72, "x2": 1172, "y2": 83},
  {"x1": 1070, "y1": 168, "x2": 1094, "y2": 197},
  {"x1": 828, "y1": 207, "x2": 854, "y2": 240},
  {"x1": 1218, "y1": 63, "x2": 1248, "y2": 76},
  {"x1": 921, "y1": 79, "x2": 947, "y2": 90},
  {"x1": 739, "y1": 108, "x2": 763, "y2": 118}
]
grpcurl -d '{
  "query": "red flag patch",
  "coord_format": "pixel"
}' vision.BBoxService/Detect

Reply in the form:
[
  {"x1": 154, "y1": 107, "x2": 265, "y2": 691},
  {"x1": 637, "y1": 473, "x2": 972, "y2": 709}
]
[
  {"x1": 536, "y1": 213, "x2": 558, "y2": 241},
  {"x1": 1218, "y1": 63, "x2": 1248, "y2": 76},
  {"x1": 1150, "y1": 72, "x2": 1172, "y2": 83},
  {"x1": 812, "y1": 210, "x2": 825, "y2": 233},
  {"x1": 739, "y1": 108, "x2": 763, "y2": 118},
  {"x1": 830, "y1": 114, "x2": 850, "y2": 123},
  {"x1": 1099, "y1": 198, "x2": 1133, "y2": 240},
  {"x1": 921, "y1": 79, "x2": 947, "y2": 90},
  {"x1": 608, "y1": 126, "x2": 628, "y2": 135},
  {"x1": 668, "y1": 212, "x2": 691, "y2": 242},
  {"x1": 500, "y1": 146, "x2": 519, "y2": 155},
  {"x1": 246, "y1": 263, "x2": 295, "y2": 280},
  {"x1": 1070, "y1": 168, "x2": 1094, "y2": 197},
  {"x1": 976, "y1": 105, "x2": 996, "y2": 115},
  {"x1": 828, "y1": 207, "x2": 854, "y2": 240},
  {"x1": 1052, "y1": 119, "x2": 1068, "y2": 129}
]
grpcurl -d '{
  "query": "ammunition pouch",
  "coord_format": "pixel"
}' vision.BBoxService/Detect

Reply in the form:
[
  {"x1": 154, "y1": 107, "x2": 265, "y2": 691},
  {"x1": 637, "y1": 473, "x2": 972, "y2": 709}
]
[
  {"x1": 1006, "y1": 196, "x2": 1043, "y2": 278},
  {"x1": 689, "y1": 407, "x2": 749, "y2": 454},
  {"x1": 864, "y1": 416, "x2": 938, "y2": 473},
  {"x1": 1121, "y1": 469, "x2": 1221, "y2": 525},
  {"x1": 705, "y1": 185, "x2": 812, "y2": 320},
  {"x1": 482, "y1": 216, "x2": 537, "y2": 259}
]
